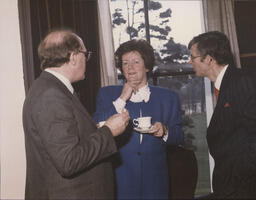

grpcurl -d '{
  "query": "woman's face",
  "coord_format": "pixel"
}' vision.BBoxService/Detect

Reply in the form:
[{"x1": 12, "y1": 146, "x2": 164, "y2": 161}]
[{"x1": 121, "y1": 51, "x2": 148, "y2": 89}]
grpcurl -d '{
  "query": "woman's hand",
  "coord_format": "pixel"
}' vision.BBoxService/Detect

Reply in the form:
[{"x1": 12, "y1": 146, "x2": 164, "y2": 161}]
[
  {"x1": 148, "y1": 122, "x2": 167, "y2": 138},
  {"x1": 120, "y1": 82, "x2": 138, "y2": 102}
]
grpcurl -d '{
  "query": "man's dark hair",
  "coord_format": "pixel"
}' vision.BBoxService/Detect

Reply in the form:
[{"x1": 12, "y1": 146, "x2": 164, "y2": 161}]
[
  {"x1": 188, "y1": 31, "x2": 234, "y2": 65},
  {"x1": 114, "y1": 39, "x2": 155, "y2": 73},
  {"x1": 38, "y1": 29, "x2": 83, "y2": 70}
]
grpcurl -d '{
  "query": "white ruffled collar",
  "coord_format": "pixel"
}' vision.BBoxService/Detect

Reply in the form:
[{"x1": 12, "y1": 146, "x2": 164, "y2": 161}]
[{"x1": 130, "y1": 83, "x2": 151, "y2": 103}]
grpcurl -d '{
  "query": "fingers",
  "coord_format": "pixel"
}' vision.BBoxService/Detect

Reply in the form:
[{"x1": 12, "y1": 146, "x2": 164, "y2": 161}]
[
  {"x1": 148, "y1": 122, "x2": 164, "y2": 137},
  {"x1": 121, "y1": 109, "x2": 130, "y2": 124},
  {"x1": 127, "y1": 81, "x2": 139, "y2": 94},
  {"x1": 120, "y1": 82, "x2": 139, "y2": 100},
  {"x1": 104, "y1": 110, "x2": 130, "y2": 137},
  {"x1": 120, "y1": 83, "x2": 133, "y2": 101}
]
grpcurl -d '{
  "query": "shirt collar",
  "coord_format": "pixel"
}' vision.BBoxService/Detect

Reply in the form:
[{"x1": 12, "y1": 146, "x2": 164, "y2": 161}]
[
  {"x1": 130, "y1": 83, "x2": 151, "y2": 103},
  {"x1": 45, "y1": 68, "x2": 74, "y2": 94},
  {"x1": 137, "y1": 83, "x2": 148, "y2": 93},
  {"x1": 214, "y1": 64, "x2": 228, "y2": 90}
]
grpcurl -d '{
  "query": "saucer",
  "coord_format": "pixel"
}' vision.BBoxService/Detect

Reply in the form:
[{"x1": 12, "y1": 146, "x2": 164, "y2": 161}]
[{"x1": 134, "y1": 126, "x2": 152, "y2": 133}]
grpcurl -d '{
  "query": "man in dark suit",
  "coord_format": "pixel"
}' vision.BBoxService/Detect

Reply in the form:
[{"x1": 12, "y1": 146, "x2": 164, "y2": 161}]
[
  {"x1": 22, "y1": 29, "x2": 130, "y2": 200},
  {"x1": 188, "y1": 31, "x2": 256, "y2": 199}
]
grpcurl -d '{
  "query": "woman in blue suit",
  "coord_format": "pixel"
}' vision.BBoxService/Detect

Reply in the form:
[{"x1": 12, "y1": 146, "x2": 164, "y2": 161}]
[{"x1": 94, "y1": 39, "x2": 184, "y2": 199}]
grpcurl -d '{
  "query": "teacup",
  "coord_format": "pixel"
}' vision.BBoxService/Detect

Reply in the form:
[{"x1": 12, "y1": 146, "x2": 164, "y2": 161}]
[{"x1": 133, "y1": 116, "x2": 152, "y2": 129}]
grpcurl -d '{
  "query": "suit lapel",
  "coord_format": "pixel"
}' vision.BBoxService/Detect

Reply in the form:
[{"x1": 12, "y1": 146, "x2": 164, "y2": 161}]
[
  {"x1": 72, "y1": 94, "x2": 96, "y2": 124},
  {"x1": 218, "y1": 66, "x2": 233, "y2": 103},
  {"x1": 41, "y1": 71, "x2": 95, "y2": 125},
  {"x1": 209, "y1": 66, "x2": 236, "y2": 128}
]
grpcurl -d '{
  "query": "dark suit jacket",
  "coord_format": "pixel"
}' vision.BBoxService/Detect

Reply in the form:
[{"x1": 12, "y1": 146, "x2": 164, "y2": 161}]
[
  {"x1": 22, "y1": 71, "x2": 117, "y2": 200},
  {"x1": 207, "y1": 65, "x2": 256, "y2": 199}
]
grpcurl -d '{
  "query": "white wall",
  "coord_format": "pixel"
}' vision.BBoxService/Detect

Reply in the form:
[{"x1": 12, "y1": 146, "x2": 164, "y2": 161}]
[{"x1": 0, "y1": 0, "x2": 26, "y2": 199}]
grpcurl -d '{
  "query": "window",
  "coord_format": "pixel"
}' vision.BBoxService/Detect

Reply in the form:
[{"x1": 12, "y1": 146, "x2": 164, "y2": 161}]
[{"x1": 109, "y1": 0, "x2": 211, "y2": 196}]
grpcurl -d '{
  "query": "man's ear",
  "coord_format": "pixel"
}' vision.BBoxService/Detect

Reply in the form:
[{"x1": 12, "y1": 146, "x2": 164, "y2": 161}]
[
  {"x1": 205, "y1": 55, "x2": 215, "y2": 65},
  {"x1": 69, "y1": 52, "x2": 77, "y2": 66}
]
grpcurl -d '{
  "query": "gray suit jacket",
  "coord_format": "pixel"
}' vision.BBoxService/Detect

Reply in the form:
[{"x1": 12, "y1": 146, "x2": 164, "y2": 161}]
[{"x1": 22, "y1": 71, "x2": 117, "y2": 200}]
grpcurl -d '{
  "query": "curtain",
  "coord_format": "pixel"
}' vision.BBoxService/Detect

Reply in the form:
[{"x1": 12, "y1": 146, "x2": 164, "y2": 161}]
[
  {"x1": 97, "y1": 0, "x2": 118, "y2": 86},
  {"x1": 18, "y1": 0, "x2": 35, "y2": 95},
  {"x1": 202, "y1": 0, "x2": 241, "y2": 68},
  {"x1": 18, "y1": 0, "x2": 101, "y2": 115},
  {"x1": 202, "y1": 0, "x2": 241, "y2": 192}
]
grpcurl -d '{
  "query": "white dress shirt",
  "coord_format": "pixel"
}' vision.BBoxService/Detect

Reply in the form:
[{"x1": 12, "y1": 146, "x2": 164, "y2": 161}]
[
  {"x1": 214, "y1": 64, "x2": 228, "y2": 90},
  {"x1": 45, "y1": 68, "x2": 74, "y2": 94}
]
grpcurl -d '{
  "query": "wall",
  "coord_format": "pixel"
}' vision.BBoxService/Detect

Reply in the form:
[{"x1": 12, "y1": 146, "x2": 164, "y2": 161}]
[
  {"x1": 0, "y1": 0, "x2": 26, "y2": 199},
  {"x1": 234, "y1": 1, "x2": 256, "y2": 75}
]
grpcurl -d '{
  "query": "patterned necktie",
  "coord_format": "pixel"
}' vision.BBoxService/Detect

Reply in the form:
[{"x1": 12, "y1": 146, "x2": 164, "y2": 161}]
[{"x1": 214, "y1": 87, "x2": 219, "y2": 102}]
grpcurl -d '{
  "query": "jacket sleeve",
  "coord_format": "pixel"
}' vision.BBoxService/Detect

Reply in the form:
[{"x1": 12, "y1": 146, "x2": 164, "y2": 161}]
[
  {"x1": 165, "y1": 91, "x2": 184, "y2": 145},
  {"x1": 93, "y1": 87, "x2": 119, "y2": 123},
  {"x1": 32, "y1": 88, "x2": 117, "y2": 178}
]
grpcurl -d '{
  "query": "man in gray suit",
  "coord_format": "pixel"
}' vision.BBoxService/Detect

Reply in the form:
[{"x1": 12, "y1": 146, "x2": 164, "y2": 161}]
[{"x1": 22, "y1": 29, "x2": 130, "y2": 200}]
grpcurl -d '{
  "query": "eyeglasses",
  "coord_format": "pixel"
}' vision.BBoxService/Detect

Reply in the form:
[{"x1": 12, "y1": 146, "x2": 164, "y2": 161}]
[
  {"x1": 78, "y1": 50, "x2": 92, "y2": 61},
  {"x1": 190, "y1": 54, "x2": 201, "y2": 60}
]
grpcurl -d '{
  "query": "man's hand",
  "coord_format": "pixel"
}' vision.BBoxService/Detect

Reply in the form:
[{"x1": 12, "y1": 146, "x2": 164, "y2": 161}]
[{"x1": 104, "y1": 109, "x2": 130, "y2": 137}]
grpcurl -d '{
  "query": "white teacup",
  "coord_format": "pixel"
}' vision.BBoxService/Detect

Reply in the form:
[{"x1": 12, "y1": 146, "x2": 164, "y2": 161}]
[{"x1": 133, "y1": 117, "x2": 152, "y2": 129}]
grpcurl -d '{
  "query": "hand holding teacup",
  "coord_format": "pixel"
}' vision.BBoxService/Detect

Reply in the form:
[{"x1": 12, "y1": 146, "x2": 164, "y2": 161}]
[
  {"x1": 148, "y1": 122, "x2": 167, "y2": 137},
  {"x1": 132, "y1": 117, "x2": 166, "y2": 137}
]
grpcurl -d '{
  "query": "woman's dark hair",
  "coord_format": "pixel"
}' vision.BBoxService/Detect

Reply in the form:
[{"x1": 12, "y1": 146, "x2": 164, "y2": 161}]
[
  {"x1": 188, "y1": 31, "x2": 234, "y2": 65},
  {"x1": 114, "y1": 39, "x2": 155, "y2": 73},
  {"x1": 38, "y1": 29, "x2": 83, "y2": 70}
]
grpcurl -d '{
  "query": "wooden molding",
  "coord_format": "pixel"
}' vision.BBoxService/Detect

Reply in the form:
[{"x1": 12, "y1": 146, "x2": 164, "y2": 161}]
[{"x1": 240, "y1": 53, "x2": 256, "y2": 58}]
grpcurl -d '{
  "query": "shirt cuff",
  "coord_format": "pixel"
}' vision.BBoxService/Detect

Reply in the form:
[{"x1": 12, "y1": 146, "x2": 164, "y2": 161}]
[
  {"x1": 162, "y1": 126, "x2": 168, "y2": 142},
  {"x1": 113, "y1": 97, "x2": 126, "y2": 113}
]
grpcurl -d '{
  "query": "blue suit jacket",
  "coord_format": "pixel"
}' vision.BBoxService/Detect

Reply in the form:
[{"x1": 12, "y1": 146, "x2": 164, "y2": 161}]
[{"x1": 94, "y1": 85, "x2": 184, "y2": 199}]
